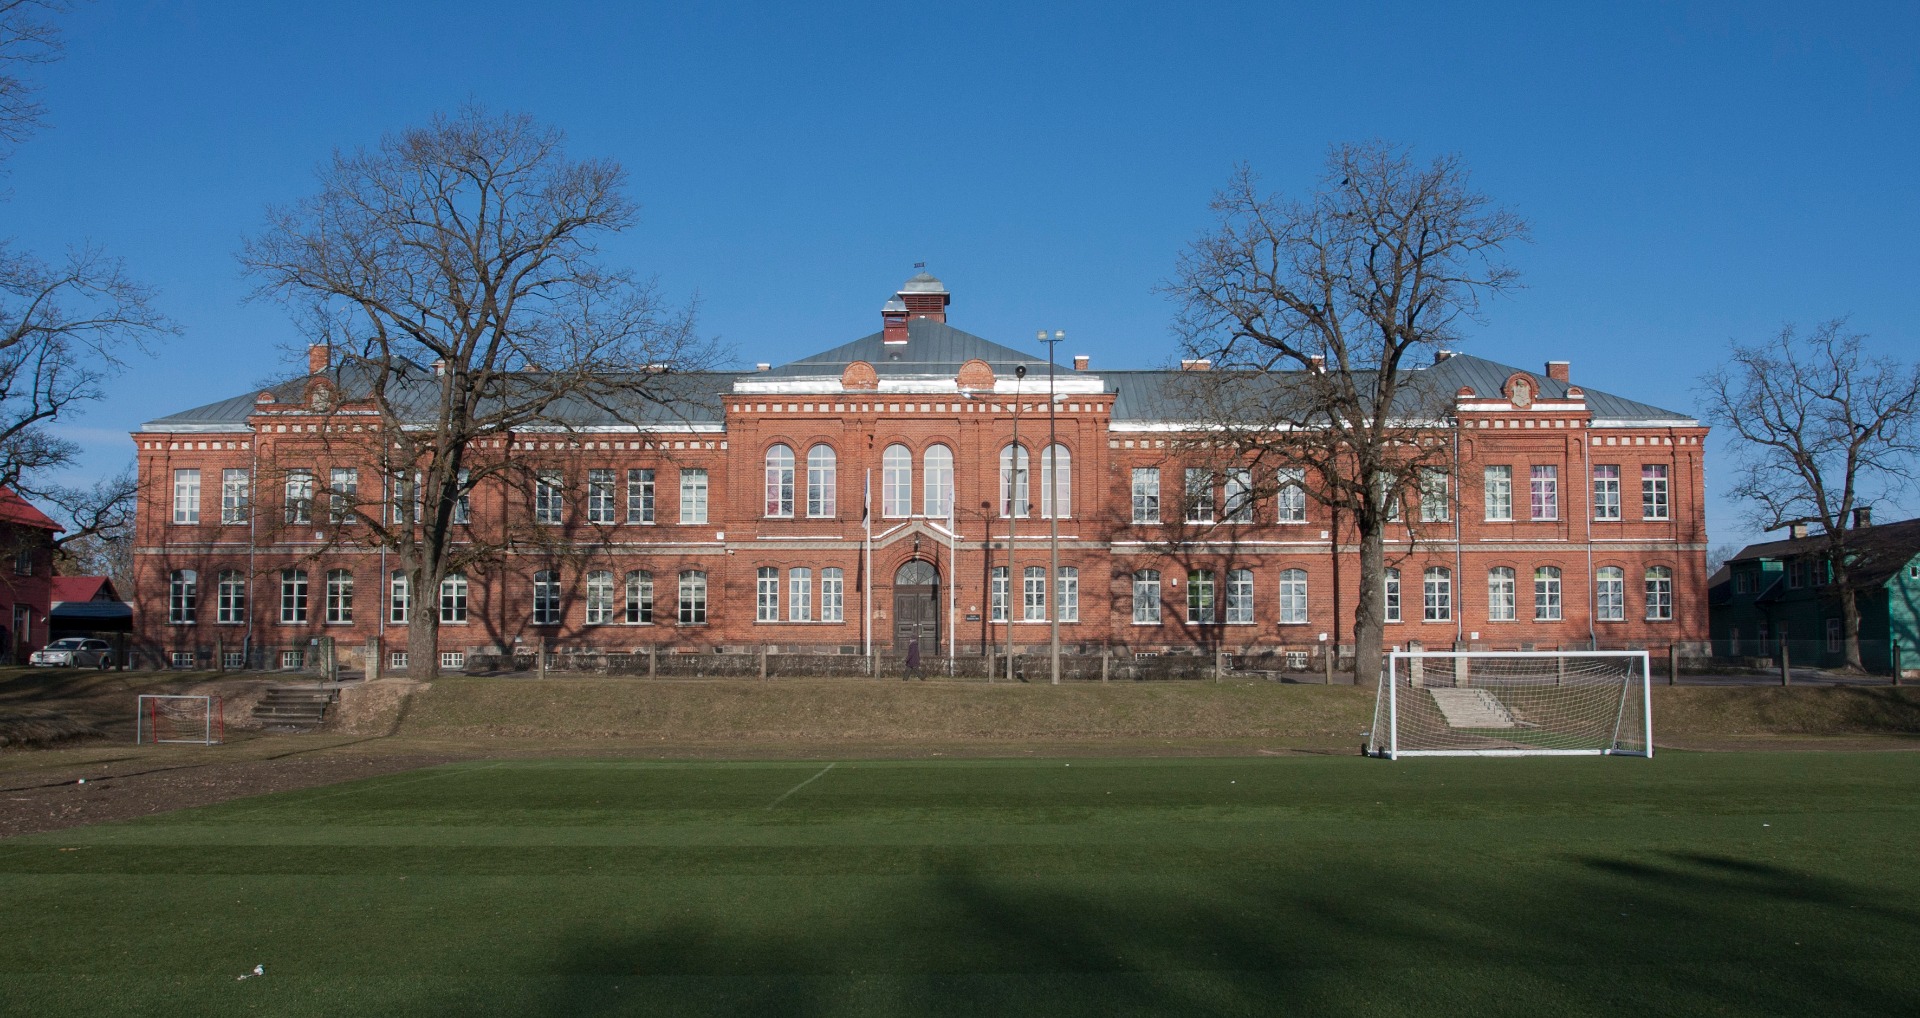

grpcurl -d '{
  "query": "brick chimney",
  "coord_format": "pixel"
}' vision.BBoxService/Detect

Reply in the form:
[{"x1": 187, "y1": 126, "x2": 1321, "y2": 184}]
[
  {"x1": 1073, "y1": 355, "x2": 1090, "y2": 371},
  {"x1": 1180, "y1": 358, "x2": 1212, "y2": 371},
  {"x1": 308, "y1": 343, "x2": 331, "y2": 375},
  {"x1": 1546, "y1": 360, "x2": 1570, "y2": 384},
  {"x1": 1854, "y1": 506, "x2": 1873, "y2": 528}
]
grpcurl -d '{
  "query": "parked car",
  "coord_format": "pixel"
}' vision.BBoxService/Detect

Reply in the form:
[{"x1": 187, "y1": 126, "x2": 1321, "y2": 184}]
[{"x1": 29, "y1": 637, "x2": 115, "y2": 669}]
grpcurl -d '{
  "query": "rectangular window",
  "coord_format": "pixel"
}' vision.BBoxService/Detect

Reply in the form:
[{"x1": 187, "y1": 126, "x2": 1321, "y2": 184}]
[
  {"x1": 390, "y1": 651, "x2": 408, "y2": 670},
  {"x1": 222, "y1": 651, "x2": 245, "y2": 670},
  {"x1": 325, "y1": 571, "x2": 354, "y2": 624},
  {"x1": 535, "y1": 470, "x2": 564, "y2": 525},
  {"x1": 281, "y1": 650, "x2": 303, "y2": 670},
  {"x1": 990, "y1": 566, "x2": 1009, "y2": 622},
  {"x1": 821, "y1": 568, "x2": 844, "y2": 623},
  {"x1": 789, "y1": 568, "x2": 812, "y2": 622},
  {"x1": 1826, "y1": 618, "x2": 1841, "y2": 653},
  {"x1": 279, "y1": 569, "x2": 308, "y2": 623},
  {"x1": 1131, "y1": 468, "x2": 1160, "y2": 524},
  {"x1": 756, "y1": 567, "x2": 779, "y2": 622},
  {"x1": 1534, "y1": 568, "x2": 1563, "y2": 621},
  {"x1": 627, "y1": 468, "x2": 655, "y2": 523},
  {"x1": 1418, "y1": 469, "x2": 1449, "y2": 523},
  {"x1": 172, "y1": 468, "x2": 200, "y2": 524},
  {"x1": 679, "y1": 469, "x2": 708, "y2": 524},
  {"x1": 329, "y1": 468, "x2": 358, "y2": 525},
  {"x1": 441, "y1": 574, "x2": 468, "y2": 623},
  {"x1": 1423, "y1": 568, "x2": 1451, "y2": 622},
  {"x1": 1596, "y1": 568, "x2": 1625, "y2": 621},
  {"x1": 442, "y1": 651, "x2": 466, "y2": 671},
  {"x1": 1484, "y1": 465, "x2": 1512, "y2": 521},
  {"x1": 1646, "y1": 568, "x2": 1674, "y2": 621},
  {"x1": 1384, "y1": 568, "x2": 1401, "y2": 623},
  {"x1": 391, "y1": 471, "x2": 418, "y2": 524},
  {"x1": 1224, "y1": 468, "x2": 1254, "y2": 523},
  {"x1": 221, "y1": 468, "x2": 249, "y2": 525},
  {"x1": 1593, "y1": 465, "x2": 1621, "y2": 521},
  {"x1": 169, "y1": 570, "x2": 197, "y2": 624},
  {"x1": 1185, "y1": 468, "x2": 1214, "y2": 523},
  {"x1": 1529, "y1": 466, "x2": 1558, "y2": 521},
  {"x1": 12, "y1": 548, "x2": 29, "y2": 576},
  {"x1": 1226, "y1": 568, "x2": 1255, "y2": 624},
  {"x1": 171, "y1": 651, "x2": 195, "y2": 669},
  {"x1": 284, "y1": 469, "x2": 314, "y2": 525},
  {"x1": 532, "y1": 571, "x2": 560, "y2": 626},
  {"x1": 1788, "y1": 560, "x2": 1806, "y2": 589},
  {"x1": 1488, "y1": 568, "x2": 1516, "y2": 622},
  {"x1": 1277, "y1": 468, "x2": 1307, "y2": 523},
  {"x1": 1057, "y1": 567, "x2": 1079, "y2": 623},
  {"x1": 1642, "y1": 465, "x2": 1669, "y2": 520},
  {"x1": 1132, "y1": 571, "x2": 1161, "y2": 623},
  {"x1": 452, "y1": 468, "x2": 471, "y2": 525},
  {"x1": 1186, "y1": 570, "x2": 1215, "y2": 624},
  {"x1": 217, "y1": 572, "x2": 246, "y2": 625},
  {"x1": 1377, "y1": 471, "x2": 1401, "y2": 522},
  {"x1": 1278, "y1": 569, "x2": 1308, "y2": 624},
  {"x1": 585, "y1": 572, "x2": 615, "y2": 625},
  {"x1": 587, "y1": 468, "x2": 616, "y2": 524},
  {"x1": 389, "y1": 572, "x2": 409, "y2": 624},
  {"x1": 623, "y1": 572, "x2": 650, "y2": 625},
  {"x1": 1023, "y1": 566, "x2": 1047, "y2": 622}
]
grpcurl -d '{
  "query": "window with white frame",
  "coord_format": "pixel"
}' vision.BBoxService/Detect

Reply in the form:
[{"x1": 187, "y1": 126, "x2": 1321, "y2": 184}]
[
  {"x1": 221, "y1": 468, "x2": 249, "y2": 525},
  {"x1": 1132, "y1": 570, "x2": 1161, "y2": 623},
  {"x1": 624, "y1": 571, "x2": 652, "y2": 624},
  {"x1": 325, "y1": 569, "x2": 353, "y2": 623},
  {"x1": 679, "y1": 469, "x2": 708, "y2": 524},
  {"x1": 1642, "y1": 465, "x2": 1669, "y2": 520},
  {"x1": 1041, "y1": 444, "x2": 1072, "y2": 519},
  {"x1": 329, "y1": 468, "x2": 358, "y2": 525},
  {"x1": 1529, "y1": 466, "x2": 1558, "y2": 521},
  {"x1": 1023, "y1": 566, "x2": 1047, "y2": 621},
  {"x1": 1533, "y1": 566, "x2": 1562, "y2": 621},
  {"x1": 1484, "y1": 465, "x2": 1512, "y2": 521},
  {"x1": 999, "y1": 445, "x2": 1030, "y2": 517},
  {"x1": 1384, "y1": 567, "x2": 1401, "y2": 623},
  {"x1": 172, "y1": 651, "x2": 195, "y2": 669},
  {"x1": 441, "y1": 573, "x2": 468, "y2": 623},
  {"x1": 807, "y1": 445, "x2": 837, "y2": 518},
  {"x1": 789, "y1": 567, "x2": 812, "y2": 622},
  {"x1": 1277, "y1": 468, "x2": 1307, "y2": 523},
  {"x1": 1593, "y1": 464, "x2": 1621, "y2": 521},
  {"x1": 535, "y1": 470, "x2": 564, "y2": 524},
  {"x1": 1224, "y1": 467, "x2": 1253, "y2": 523},
  {"x1": 1423, "y1": 567, "x2": 1452, "y2": 622},
  {"x1": 285, "y1": 469, "x2": 314, "y2": 525},
  {"x1": 1131, "y1": 468, "x2": 1160, "y2": 524},
  {"x1": 168, "y1": 569, "x2": 197, "y2": 623},
  {"x1": 441, "y1": 651, "x2": 466, "y2": 671},
  {"x1": 923, "y1": 445, "x2": 953, "y2": 521},
  {"x1": 1596, "y1": 566, "x2": 1625, "y2": 621},
  {"x1": 1418, "y1": 469, "x2": 1449, "y2": 523},
  {"x1": 883, "y1": 444, "x2": 912, "y2": 517},
  {"x1": 390, "y1": 651, "x2": 409, "y2": 670},
  {"x1": 1826, "y1": 617, "x2": 1842, "y2": 653},
  {"x1": 585, "y1": 570, "x2": 615, "y2": 624},
  {"x1": 391, "y1": 471, "x2": 418, "y2": 525},
  {"x1": 280, "y1": 649, "x2": 303, "y2": 670},
  {"x1": 1487, "y1": 567, "x2": 1516, "y2": 622},
  {"x1": 756, "y1": 567, "x2": 779, "y2": 622},
  {"x1": 1186, "y1": 570, "x2": 1216, "y2": 624},
  {"x1": 1645, "y1": 566, "x2": 1673, "y2": 621},
  {"x1": 1226, "y1": 568, "x2": 1255, "y2": 624},
  {"x1": 389, "y1": 571, "x2": 409, "y2": 624},
  {"x1": 532, "y1": 570, "x2": 560, "y2": 625},
  {"x1": 1376, "y1": 471, "x2": 1401, "y2": 522},
  {"x1": 765, "y1": 445, "x2": 795, "y2": 517},
  {"x1": 627, "y1": 468, "x2": 655, "y2": 523},
  {"x1": 1279, "y1": 568, "x2": 1308, "y2": 624},
  {"x1": 1185, "y1": 468, "x2": 1214, "y2": 523},
  {"x1": 280, "y1": 569, "x2": 308, "y2": 623},
  {"x1": 217, "y1": 570, "x2": 246, "y2": 624},
  {"x1": 587, "y1": 469, "x2": 616, "y2": 524},
  {"x1": 172, "y1": 468, "x2": 200, "y2": 524},
  {"x1": 990, "y1": 566, "x2": 1009, "y2": 622},
  {"x1": 821, "y1": 568, "x2": 845, "y2": 622},
  {"x1": 1057, "y1": 566, "x2": 1078, "y2": 623},
  {"x1": 453, "y1": 468, "x2": 471, "y2": 525}
]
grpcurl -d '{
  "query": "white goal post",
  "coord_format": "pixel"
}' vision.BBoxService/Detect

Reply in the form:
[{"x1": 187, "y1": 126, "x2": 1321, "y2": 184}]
[
  {"x1": 136, "y1": 695, "x2": 225, "y2": 745},
  {"x1": 1367, "y1": 651, "x2": 1652, "y2": 759}
]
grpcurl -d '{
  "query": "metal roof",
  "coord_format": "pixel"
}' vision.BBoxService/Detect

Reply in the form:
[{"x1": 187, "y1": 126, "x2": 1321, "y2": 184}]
[{"x1": 760, "y1": 318, "x2": 1052, "y2": 378}]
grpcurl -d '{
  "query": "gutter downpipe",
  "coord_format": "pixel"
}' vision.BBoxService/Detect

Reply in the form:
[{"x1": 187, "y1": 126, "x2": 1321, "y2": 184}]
[
  {"x1": 246, "y1": 431, "x2": 259, "y2": 670},
  {"x1": 1453, "y1": 414, "x2": 1464, "y2": 646},
  {"x1": 1584, "y1": 425, "x2": 1596, "y2": 650}
]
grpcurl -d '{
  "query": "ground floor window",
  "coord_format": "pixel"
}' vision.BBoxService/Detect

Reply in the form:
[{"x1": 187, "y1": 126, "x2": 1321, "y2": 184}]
[{"x1": 679, "y1": 571, "x2": 707, "y2": 624}]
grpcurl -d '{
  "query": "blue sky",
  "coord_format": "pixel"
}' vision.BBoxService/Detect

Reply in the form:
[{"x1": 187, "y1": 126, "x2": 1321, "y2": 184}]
[{"x1": 8, "y1": 1, "x2": 1918, "y2": 549}]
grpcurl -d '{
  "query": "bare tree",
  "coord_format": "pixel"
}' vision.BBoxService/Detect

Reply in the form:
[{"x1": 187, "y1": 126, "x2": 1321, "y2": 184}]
[
  {"x1": 1165, "y1": 143, "x2": 1527, "y2": 683},
  {"x1": 1698, "y1": 319, "x2": 1920, "y2": 671},
  {"x1": 0, "y1": 0, "x2": 62, "y2": 156},
  {"x1": 240, "y1": 106, "x2": 709, "y2": 679}
]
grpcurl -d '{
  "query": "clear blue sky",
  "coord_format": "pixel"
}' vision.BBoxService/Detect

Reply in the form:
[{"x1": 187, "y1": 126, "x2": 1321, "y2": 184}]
[{"x1": 9, "y1": 1, "x2": 1917, "y2": 549}]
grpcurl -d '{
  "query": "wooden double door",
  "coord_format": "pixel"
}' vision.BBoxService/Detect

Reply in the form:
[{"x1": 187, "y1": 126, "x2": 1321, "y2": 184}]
[{"x1": 892, "y1": 560, "x2": 940, "y2": 652}]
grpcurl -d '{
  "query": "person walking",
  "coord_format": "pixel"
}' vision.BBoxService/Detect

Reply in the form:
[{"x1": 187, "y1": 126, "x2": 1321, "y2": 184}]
[{"x1": 904, "y1": 636, "x2": 923, "y2": 681}]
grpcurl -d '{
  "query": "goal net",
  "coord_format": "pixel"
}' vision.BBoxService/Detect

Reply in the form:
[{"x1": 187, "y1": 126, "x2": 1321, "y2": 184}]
[
  {"x1": 136, "y1": 695, "x2": 224, "y2": 745},
  {"x1": 1367, "y1": 651, "x2": 1651, "y2": 759}
]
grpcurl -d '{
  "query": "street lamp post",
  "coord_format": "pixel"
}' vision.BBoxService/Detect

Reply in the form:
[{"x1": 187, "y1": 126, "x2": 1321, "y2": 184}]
[{"x1": 1039, "y1": 330, "x2": 1064, "y2": 685}]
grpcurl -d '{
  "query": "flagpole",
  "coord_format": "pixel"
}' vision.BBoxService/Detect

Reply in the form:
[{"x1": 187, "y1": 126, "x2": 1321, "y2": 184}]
[
  {"x1": 948, "y1": 503, "x2": 957, "y2": 677},
  {"x1": 863, "y1": 468, "x2": 873, "y2": 671}
]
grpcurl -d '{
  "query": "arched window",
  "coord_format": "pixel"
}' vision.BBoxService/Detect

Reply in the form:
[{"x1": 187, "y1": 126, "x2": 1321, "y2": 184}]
[
  {"x1": 584, "y1": 570, "x2": 615, "y2": 625},
  {"x1": 806, "y1": 445, "x2": 837, "y2": 517},
  {"x1": 532, "y1": 570, "x2": 560, "y2": 625},
  {"x1": 756, "y1": 566, "x2": 780, "y2": 622},
  {"x1": 440, "y1": 573, "x2": 468, "y2": 623},
  {"x1": 882, "y1": 444, "x2": 913, "y2": 517},
  {"x1": 325, "y1": 569, "x2": 353, "y2": 624},
  {"x1": 1645, "y1": 566, "x2": 1673, "y2": 621},
  {"x1": 1226, "y1": 567, "x2": 1255, "y2": 623},
  {"x1": 923, "y1": 445, "x2": 954, "y2": 521},
  {"x1": 1023, "y1": 565, "x2": 1047, "y2": 621},
  {"x1": 999, "y1": 444, "x2": 1030, "y2": 518},
  {"x1": 1278, "y1": 568, "x2": 1308, "y2": 624},
  {"x1": 1533, "y1": 566, "x2": 1562, "y2": 621},
  {"x1": 1488, "y1": 567, "x2": 1516, "y2": 621},
  {"x1": 764, "y1": 445, "x2": 795, "y2": 517},
  {"x1": 168, "y1": 570, "x2": 197, "y2": 624},
  {"x1": 217, "y1": 570, "x2": 247, "y2": 625},
  {"x1": 1596, "y1": 566, "x2": 1625, "y2": 622},
  {"x1": 1041, "y1": 444, "x2": 1072, "y2": 519},
  {"x1": 625, "y1": 570, "x2": 653, "y2": 624},
  {"x1": 678, "y1": 570, "x2": 707, "y2": 624},
  {"x1": 389, "y1": 571, "x2": 409, "y2": 624},
  {"x1": 1423, "y1": 567, "x2": 1452, "y2": 622}
]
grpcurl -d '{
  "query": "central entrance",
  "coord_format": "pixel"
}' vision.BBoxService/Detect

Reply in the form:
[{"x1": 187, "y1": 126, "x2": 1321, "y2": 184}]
[{"x1": 892, "y1": 560, "x2": 940, "y2": 652}]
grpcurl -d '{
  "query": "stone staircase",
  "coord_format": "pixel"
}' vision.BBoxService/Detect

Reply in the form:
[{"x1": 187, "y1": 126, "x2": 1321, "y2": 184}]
[
  {"x1": 1427, "y1": 687, "x2": 1519, "y2": 729},
  {"x1": 251, "y1": 685, "x2": 337, "y2": 732}
]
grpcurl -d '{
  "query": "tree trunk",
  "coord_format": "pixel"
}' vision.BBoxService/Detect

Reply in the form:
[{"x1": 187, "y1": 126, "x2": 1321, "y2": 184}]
[
  {"x1": 408, "y1": 600, "x2": 444, "y2": 679},
  {"x1": 1352, "y1": 518, "x2": 1386, "y2": 686},
  {"x1": 1838, "y1": 581, "x2": 1865, "y2": 672}
]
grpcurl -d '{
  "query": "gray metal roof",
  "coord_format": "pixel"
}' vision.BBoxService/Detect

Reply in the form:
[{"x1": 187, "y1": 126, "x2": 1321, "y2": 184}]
[
  {"x1": 898, "y1": 272, "x2": 949, "y2": 294},
  {"x1": 761, "y1": 318, "x2": 1052, "y2": 378}
]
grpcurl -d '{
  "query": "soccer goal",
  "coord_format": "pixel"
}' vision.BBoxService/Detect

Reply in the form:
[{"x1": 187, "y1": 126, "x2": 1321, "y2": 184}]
[
  {"x1": 136, "y1": 695, "x2": 225, "y2": 745},
  {"x1": 1367, "y1": 651, "x2": 1651, "y2": 759}
]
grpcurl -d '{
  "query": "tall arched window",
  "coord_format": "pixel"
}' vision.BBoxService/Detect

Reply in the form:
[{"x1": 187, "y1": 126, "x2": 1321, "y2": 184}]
[
  {"x1": 168, "y1": 570, "x2": 197, "y2": 624},
  {"x1": 882, "y1": 444, "x2": 913, "y2": 517},
  {"x1": 1040, "y1": 444, "x2": 1072, "y2": 519},
  {"x1": 585, "y1": 570, "x2": 615, "y2": 625},
  {"x1": 1596, "y1": 566, "x2": 1625, "y2": 621},
  {"x1": 625, "y1": 570, "x2": 653, "y2": 624},
  {"x1": 440, "y1": 573, "x2": 468, "y2": 623},
  {"x1": 923, "y1": 445, "x2": 954, "y2": 521},
  {"x1": 999, "y1": 445, "x2": 1030, "y2": 518},
  {"x1": 1645, "y1": 566, "x2": 1674, "y2": 621},
  {"x1": 532, "y1": 570, "x2": 560, "y2": 625},
  {"x1": 764, "y1": 445, "x2": 795, "y2": 517},
  {"x1": 1488, "y1": 567, "x2": 1517, "y2": 621},
  {"x1": 806, "y1": 445, "x2": 837, "y2": 517},
  {"x1": 1423, "y1": 567, "x2": 1452, "y2": 621},
  {"x1": 1534, "y1": 566, "x2": 1563, "y2": 621}
]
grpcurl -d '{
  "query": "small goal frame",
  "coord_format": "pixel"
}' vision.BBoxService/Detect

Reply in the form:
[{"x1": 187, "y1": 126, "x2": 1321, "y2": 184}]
[
  {"x1": 136, "y1": 694, "x2": 224, "y2": 745},
  {"x1": 1370, "y1": 650, "x2": 1652, "y2": 760}
]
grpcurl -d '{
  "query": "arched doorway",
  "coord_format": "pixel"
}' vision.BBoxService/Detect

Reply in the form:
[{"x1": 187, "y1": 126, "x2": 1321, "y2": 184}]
[{"x1": 892, "y1": 559, "x2": 940, "y2": 653}]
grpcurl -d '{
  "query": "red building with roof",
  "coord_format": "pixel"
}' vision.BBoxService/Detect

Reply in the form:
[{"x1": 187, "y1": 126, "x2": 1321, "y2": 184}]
[{"x1": 0, "y1": 487, "x2": 61, "y2": 663}]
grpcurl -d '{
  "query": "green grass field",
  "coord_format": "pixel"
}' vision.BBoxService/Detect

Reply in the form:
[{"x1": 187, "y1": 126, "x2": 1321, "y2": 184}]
[{"x1": 3, "y1": 753, "x2": 1917, "y2": 1016}]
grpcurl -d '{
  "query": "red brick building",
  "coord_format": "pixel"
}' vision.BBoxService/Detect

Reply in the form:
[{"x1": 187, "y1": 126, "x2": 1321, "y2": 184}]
[
  {"x1": 0, "y1": 487, "x2": 61, "y2": 663},
  {"x1": 131, "y1": 273, "x2": 1708, "y2": 671}
]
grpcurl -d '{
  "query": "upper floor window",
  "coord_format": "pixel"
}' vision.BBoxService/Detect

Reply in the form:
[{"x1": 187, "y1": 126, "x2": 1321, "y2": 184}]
[
  {"x1": 922, "y1": 445, "x2": 954, "y2": 521},
  {"x1": 1131, "y1": 468, "x2": 1160, "y2": 524},
  {"x1": 1642, "y1": 465, "x2": 1669, "y2": 520},
  {"x1": 1596, "y1": 566, "x2": 1625, "y2": 621},
  {"x1": 1040, "y1": 444, "x2": 1072, "y2": 520},
  {"x1": 285, "y1": 469, "x2": 314, "y2": 526},
  {"x1": 1277, "y1": 468, "x2": 1307, "y2": 523},
  {"x1": 587, "y1": 469, "x2": 616, "y2": 524},
  {"x1": 883, "y1": 444, "x2": 912, "y2": 517},
  {"x1": 172, "y1": 468, "x2": 200, "y2": 524},
  {"x1": 1646, "y1": 566, "x2": 1674, "y2": 621},
  {"x1": 1185, "y1": 468, "x2": 1214, "y2": 523},
  {"x1": 1223, "y1": 467, "x2": 1253, "y2": 523},
  {"x1": 999, "y1": 445, "x2": 1030, "y2": 518},
  {"x1": 807, "y1": 446, "x2": 837, "y2": 518},
  {"x1": 627, "y1": 468, "x2": 655, "y2": 523},
  {"x1": 679, "y1": 469, "x2": 708, "y2": 524},
  {"x1": 391, "y1": 471, "x2": 418, "y2": 525},
  {"x1": 221, "y1": 468, "x2": 249, "y2": 525},
  {"x1": 452, "y1": 469, "x2": 471, "y2": 525},
  {"x1": 1533, "y1": 566, "x2": 1563, "y2": 621},
  {"x1": 1593, "y1": 465, "x2": 1621, "y2": 521},
  {"x1": 534, "y1": 470, "x2": 564, "y2": 525},
  {"x1": 1418, "y1": 469, "x2": 1449, "y2": 523},
  {"x1": 329, "y1": 468, "x2": 358, "y2": 525},
  {"x1": 765, "y1": 445, "x2": 795, "y2": 517},
  {"x1": 1529, "y1": 465, "x2": 1558, "y2": 521},
  {"x1": 1484, "y1": 465, "x2": 1513, "y2": 521}
]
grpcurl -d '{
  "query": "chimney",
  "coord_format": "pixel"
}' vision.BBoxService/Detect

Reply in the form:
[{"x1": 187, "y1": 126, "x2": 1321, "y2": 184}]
[
  {"x1": 1546, "y1": 360, "x2": 1570, "y2": 384},
  {"x1": 1180, "y1": 358, "x2": 1212, "y2": 371},
  {"x1": 882, "y1": 298, "x2": 909, "y2": 345},
  {"x1": 1789, "y1": 522, "x2": 1808, "y2": 540},
  {"x1": 1434, "y1": 349, "x2": 1455, "y2": 364},
  {"x1": 885, "y1": 270, "x2": 950, "y2": 345},
  {"x1": 1308, "y1": 355, "x2": 1326, "y2": 372},
  {"x1": 1073, "y1": 355, "x2": 1090, "y2": 371},
  {"x1": 1854, "y1": 506, "x2": 1873, "y2": 528},
  {"x1": 755, "y1": 362, "x2": 771, "y2": 372},
  {"x1": 308, "y1": 343, "x2": 331, "y2": 375},
  {"x1": 431, "y1": 358, "x2": 446, "y2": 377}
]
